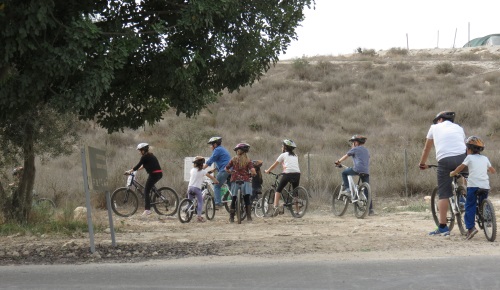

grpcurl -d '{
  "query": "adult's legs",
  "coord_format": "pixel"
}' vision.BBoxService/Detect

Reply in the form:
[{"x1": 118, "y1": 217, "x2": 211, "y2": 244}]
[
  {"x1": 214, "y1": 170, "x2": 230, "y2": 205},
  {"x1": 144, "y1": 173, "x2": 162, "y2": 210},
  {"x1": 360, "y1": 174, "x2": 373, "y2": 210},
  {"x1": 437, "y1": 154, "x2": 466, "y2": 226}
]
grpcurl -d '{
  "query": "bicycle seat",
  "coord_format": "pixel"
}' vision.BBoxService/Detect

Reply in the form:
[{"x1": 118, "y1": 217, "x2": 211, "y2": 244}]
[
  {"x1": 476, "y1": 189, "x2": 488, "y2": 196},
  {"x1": 359, "y1": 173, "x2": 369, "y2": 177},
  {"x1": 235, "y1": 180, "x2": 244, "y2": 185}
]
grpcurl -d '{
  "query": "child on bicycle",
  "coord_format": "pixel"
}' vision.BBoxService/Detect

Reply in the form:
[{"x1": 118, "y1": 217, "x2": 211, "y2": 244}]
[
  {"x1": 225, "y1": 143, "x2": 256, "y2": 223},
  {"x1": 334, "y1": 135, "x2": 373, "y2": 215},
  {"x1": 251, "y1": 160, "x2": 264, "y2": 203},
  {"x1": 188, "y1": 156, "x2": 219, "y2": 222},
  {"x1": 450, "y1": 136, "x2": 496, "y2": 240},
  {"x1": 126, "y1": 143, "x2": 163, "y2": 216},
  {"x1": 264, "y1": 139, "x2": 300, "y2": 217}
]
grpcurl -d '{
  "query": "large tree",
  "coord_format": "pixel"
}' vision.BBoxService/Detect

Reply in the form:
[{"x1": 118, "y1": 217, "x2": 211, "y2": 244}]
[{"x1": 0, "y1": 0, "x2": 314, "y2": 223}]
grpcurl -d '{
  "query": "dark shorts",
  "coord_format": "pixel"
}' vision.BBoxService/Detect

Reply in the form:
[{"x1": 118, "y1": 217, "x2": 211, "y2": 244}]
[
  {"x1": 437, "y1": 153, "x2": 466, "y2": 199},
  {"x1": 276, "y1": 172, "x2": 300, "y2": 193}
]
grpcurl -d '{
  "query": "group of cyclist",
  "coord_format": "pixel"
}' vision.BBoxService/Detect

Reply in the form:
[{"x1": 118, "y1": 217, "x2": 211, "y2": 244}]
[
  {"x1": 419, "y1": 111, "x2": 496, "y2": 240},
  {"x1": 128, "y1": 133, "x2": 373, "y2": 222}
]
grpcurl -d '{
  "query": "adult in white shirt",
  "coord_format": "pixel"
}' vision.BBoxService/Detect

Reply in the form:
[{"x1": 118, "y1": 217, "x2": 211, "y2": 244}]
[{"x1": 419, "y1": 111, "x2": 466, "y2": 236}]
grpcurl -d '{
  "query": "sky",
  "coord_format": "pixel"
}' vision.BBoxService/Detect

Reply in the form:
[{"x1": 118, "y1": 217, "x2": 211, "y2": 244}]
[{"x1": 280, "y1": 0, "x2": 500, "y2": 59}]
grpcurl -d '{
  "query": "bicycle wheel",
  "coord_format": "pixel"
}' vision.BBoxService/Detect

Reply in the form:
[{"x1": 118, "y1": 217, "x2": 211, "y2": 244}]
[
  {"x1": 262, "y1": 189, "x2": 275, "y2": 217},
  {"x1": 254, "y1": 197, "x2": 265, "y2": 218},
  {"x1": 178, "y1": 198, "x2": 194, "y2": 223},
  {"x1": 288, "y1": 186, "x2": 309, "y2": 218},
  {"x1": 111, "y1": 187, "x2": 139, "y2": 217},
  {"x1": 332, "y1": 184, "x2": 349, "y2": 217},
  {"x1": 430, "y1": 187, "x2": 455, "y2": 231},
  {"x1": 223, "y1": 189, "x2": 232, "y2": 213},
  {"x1": 354, "y1": 183, "x2": 371, "y2": 219},
  {"x1": 236, "y1": 191, "x2": 242, "y2": 224},
  {"x1": 152, "y1": 187, "x2": 179, "y2": 216},
  {"x1": 455, "y1": 185, "x2": 467, "y2": 236},
  {"x1": 205, "y1": 195, "x2": 216, "y2": 220},
  {"x1": 34, "y1": 198, "x2": 56, "y2": 216},
  {"x1": 480, "y1": 199, "x2": 496, "y2": 242}
]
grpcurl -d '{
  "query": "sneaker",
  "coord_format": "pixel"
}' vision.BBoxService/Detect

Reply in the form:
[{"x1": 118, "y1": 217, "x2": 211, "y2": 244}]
[
  {"x1": 271, "y1": 205, "x2": 280, "y2": 217},
  {"x1": 141, "y1": 210, "x2": 152, "y2": 216},
  {"x1": 196, "y1": 216, "x2": 206, "y2": 223},
  {"x1": 465, "y1": 227, "x2": 478, "y2": 240},
  {"x1": 341, "y1": 189, "x2": 351, "y2": 196},
  {"x1": 369, "y1": 209, "x2": 375, "y2": 216},
  {"x1": 429, "y1": 226, "x2": 450, "y2": 236}
]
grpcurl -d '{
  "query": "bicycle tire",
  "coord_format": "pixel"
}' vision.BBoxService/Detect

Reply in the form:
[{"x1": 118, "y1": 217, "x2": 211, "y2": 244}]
[
  {"x1": 236, "y1": 190, "x2": 242, "y2": 224},
  {"x1": 111, "y1": 187, "x2": 139, "y2": 217},
  {"x1": 332, "y1": 184, "x2": 349, "y2": 217},
  {"x1": 288, "y1": 186, "x2": 309, "y2": 218},
  {"x1": 34, "y1": 198, "x2": 56, "y2": 216},
  {"x1": 455, "y1": 185, "x2": 467, "y2": 236},
  {"x1": 430, "y1": 187, "x2": 455, "y2": 231},
  {"x1": 178, "y1": 198, "x2": 194, "y2": 223},
  {"x1": 480, "y1": 199, "x2": 496, "y2": 242},
  {"x1": 254, "y1": 197, "x2": 265, "y2": 218},
  {"x1": 152, "y1": 187, "x2": 179, "y2": 216},
  {"x1": 262, "y1": 189, "x2": 275, "y2": 217},
  {"x1": 223, "y1": 189, "x2": 231, "y2": 213},
  {"x1": 205, "y1": 195, "x2": 216, "y2": 220},
  {"x1": 354, "y1": 183, "x2": 371, "y2": 219}
]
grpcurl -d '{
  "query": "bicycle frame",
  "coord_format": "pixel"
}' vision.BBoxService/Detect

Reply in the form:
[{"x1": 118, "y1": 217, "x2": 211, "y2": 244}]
[{"x1": 127, "y1": 171, "x2": 159, "y2": 199}]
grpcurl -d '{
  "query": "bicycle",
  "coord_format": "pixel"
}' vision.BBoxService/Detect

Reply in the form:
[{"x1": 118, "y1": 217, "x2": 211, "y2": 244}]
[
  {"x1": 261, "y1": 172, "x2": 309, "y2": 218},
  {"x1": 178, "y1": 177, "x2": 216, "y2": 223},
  {"x1": 428, "y1": 165, "x2": 467, "y2": 235},
  {"x1": 331, "y1": 164, "x2": 371, "y2": 219},
  {"x1": 222, "y1": 183, "x2": 264, "y2": 218},
  {"x1": 32, "y1": 190, "x2": 56, "y2": 216},
  {"x1": 111, "y1": 171, "x2": 179, "y2": 217},
  {"x1": 470, "y1": 189, "x2": 497, "y2": 242}
]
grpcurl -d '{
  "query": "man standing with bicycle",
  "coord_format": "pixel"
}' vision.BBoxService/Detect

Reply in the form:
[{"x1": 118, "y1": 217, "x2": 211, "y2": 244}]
[
  {"x1": 419, "y1": 111, "x2": 466, "y2": 236},
  {"x1": 204, "y1": 137, "x2": 231, "y2": 208}
]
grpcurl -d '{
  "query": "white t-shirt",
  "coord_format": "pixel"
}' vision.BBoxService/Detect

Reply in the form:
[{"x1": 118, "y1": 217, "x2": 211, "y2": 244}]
[
  {"x1": 462, "y1": 154, "x2": 492, "y2": 189},
  {"x1": 426, "y1": 121, "x2": 466, "y2": 161},
  {"x1": 276, "y1": 152, "x2": 300, "y2": 173},
  {"x1": 188, "y1": 168, "x2": 208, "y2": 189}
]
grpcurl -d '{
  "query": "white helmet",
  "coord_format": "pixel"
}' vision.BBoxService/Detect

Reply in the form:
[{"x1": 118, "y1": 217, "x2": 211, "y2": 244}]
[{"x1": 136, "y1": 143, "x2": 149, "y2": 150}]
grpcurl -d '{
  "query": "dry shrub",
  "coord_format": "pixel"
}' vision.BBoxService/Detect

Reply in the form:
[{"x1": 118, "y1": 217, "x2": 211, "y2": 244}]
[
  {"x1": 452, "y1": 65, "x2": 483, "y2": 77},
  {"x1": 386, "y1": 47, "x2": 408, "y2": 56},
  {"x1": 458, "y1": 53, "x2": 481, "y2": 61},
  {"x1": 435, "y1": 62, "x2": 453, "y2": 74},
  {"x1": 392, "y1": 62, "x2": 412, "y2": 71}
]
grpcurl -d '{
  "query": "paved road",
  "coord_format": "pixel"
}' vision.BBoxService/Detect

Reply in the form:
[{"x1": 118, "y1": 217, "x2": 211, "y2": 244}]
[{"x1": 1, "y1": 256, "x2": 499, "y2": 289}]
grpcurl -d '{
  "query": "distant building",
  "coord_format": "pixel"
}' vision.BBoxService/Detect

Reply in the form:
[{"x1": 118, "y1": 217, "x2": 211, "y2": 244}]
[{"x1": 463, "y1": 34, "x2": 500, "y2": 47}]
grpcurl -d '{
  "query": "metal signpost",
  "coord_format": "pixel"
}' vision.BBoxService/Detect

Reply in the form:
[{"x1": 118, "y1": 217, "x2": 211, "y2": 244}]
[{"x1": 81, "y1": 146, "x2": 115, "y2": 253}]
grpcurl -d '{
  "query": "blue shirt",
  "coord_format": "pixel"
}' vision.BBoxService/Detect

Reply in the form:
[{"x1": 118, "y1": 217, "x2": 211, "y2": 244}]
[
  {"x1": 206, "y1": 146, "x2": 231, "y2": 172},
  {"x1": 347, "y1": 145, "x2": 370, "y2": 174}
]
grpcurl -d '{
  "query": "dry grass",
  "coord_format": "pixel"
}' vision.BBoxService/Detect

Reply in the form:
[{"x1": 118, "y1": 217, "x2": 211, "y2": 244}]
[{"x1": 6, "y1": 49, "x2": 500, "y2": 212}]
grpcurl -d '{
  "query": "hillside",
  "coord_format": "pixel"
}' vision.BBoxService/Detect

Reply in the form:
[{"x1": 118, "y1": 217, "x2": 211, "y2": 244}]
[{"x1": 24, "y1": 46, "x2": 500, "y2": 209}]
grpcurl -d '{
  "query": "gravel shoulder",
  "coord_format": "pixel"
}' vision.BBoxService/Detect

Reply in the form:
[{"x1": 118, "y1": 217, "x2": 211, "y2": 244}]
[{"x1": 1, "y1": 196, "x2": 500, "y2": 265}]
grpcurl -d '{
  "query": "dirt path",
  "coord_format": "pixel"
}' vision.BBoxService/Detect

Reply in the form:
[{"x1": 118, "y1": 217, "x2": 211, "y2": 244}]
[{"x1": 1, "y1": 197, "x2": 500, "y2": 265}]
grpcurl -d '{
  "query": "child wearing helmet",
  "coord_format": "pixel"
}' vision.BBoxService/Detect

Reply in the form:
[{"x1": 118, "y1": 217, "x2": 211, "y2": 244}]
[
  {"x1": 334, "y1": 135, "x2": 373, "y2": 215},
  {"x1": 450, "y1": 136, "x2": 496, "y2": 240},
  {"x1": 251, "y1": 160, "x2": 264, "y2": 203},
  {"x1": 126, "y1": 143, "x2": 163, "y2": 216},
  {"x1": 265, "y1": 139, "x2": 301, "y2": 217},
  {"x1": 188, "y1": 156, "x2": 219, "y2": 222},
  {"x1": 225, "y1": 143, "x2": 256, "y2": 223}
]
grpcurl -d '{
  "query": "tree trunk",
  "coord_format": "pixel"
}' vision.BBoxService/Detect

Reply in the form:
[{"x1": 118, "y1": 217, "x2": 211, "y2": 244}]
[{"x1": 0, "y1": 122, "x2": 36, "y2": 224}]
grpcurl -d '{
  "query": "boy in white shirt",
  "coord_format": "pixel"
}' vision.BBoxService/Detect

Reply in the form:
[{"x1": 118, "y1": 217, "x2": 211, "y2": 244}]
[{"x1": 450, "y1": 136, "x2": 496, "y2": 240}]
